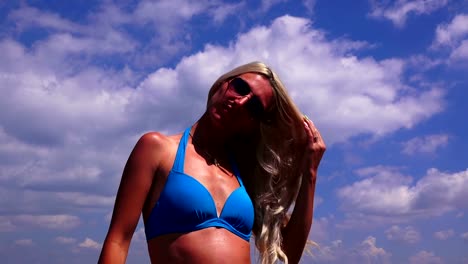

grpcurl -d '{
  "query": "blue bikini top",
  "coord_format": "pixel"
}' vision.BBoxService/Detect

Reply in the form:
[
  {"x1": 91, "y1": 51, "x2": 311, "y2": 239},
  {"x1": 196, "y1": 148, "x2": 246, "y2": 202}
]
[{"x1": 144, "y1": 128, "x2": 255, "y2": 241}]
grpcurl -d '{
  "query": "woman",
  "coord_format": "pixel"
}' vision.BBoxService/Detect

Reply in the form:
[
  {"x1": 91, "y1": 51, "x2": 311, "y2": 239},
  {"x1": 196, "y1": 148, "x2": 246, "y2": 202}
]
[{"x1": 98, "y1": 62, "x2": 326, "y2": 264}]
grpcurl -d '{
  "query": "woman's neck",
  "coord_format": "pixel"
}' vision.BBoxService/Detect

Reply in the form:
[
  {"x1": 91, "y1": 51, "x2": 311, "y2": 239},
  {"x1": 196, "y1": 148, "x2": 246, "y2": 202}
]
[
  {"x1": 191, "y1": 112, "x2": 259, "y2": 166},
  {"x1": 190, "y1": 113, "x2": 231, "y2": 161}
]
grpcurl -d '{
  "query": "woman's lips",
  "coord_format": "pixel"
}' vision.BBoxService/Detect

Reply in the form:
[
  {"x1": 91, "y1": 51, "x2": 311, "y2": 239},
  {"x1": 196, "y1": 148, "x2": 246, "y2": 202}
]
[{"x1": 222, "y1": 103, "x2": 232, "y2": 113}]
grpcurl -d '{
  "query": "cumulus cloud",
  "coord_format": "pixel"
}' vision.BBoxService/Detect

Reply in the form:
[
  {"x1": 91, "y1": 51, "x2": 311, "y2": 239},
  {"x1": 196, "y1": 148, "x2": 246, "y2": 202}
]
[
  {"x1": 431, "y1": 14, "x2": 468, "y2": 63},
  {"x1": 310, "y1": 216, "x2": 332, "y2": 242},
  {"x1": 461, "y1": 232, "x2": 468, "y2": 241},
  {"x1": 78, "y1": 237, "x2": 101, "y2": 250},
  {"x1": 433, "y1": 229, "x2": 454, "y2": 240},
  {"x1": 302, "y1": 0, "x2": 317, "y2": 14},
  {"x1": 369, "y1": 0, "x2": 448, "y2": 27},
  {"x1": 14, "y1": 238, "x2": 34, "y2": 246},
  {"x1": 337, "y1": 167, "x2": 468, "y2": 226},
  {"x1": 356, "y1": 236, "x2": 392, "y2": 263},
  {"x1": 8, "y1": 6, "x2": 136, "y2": 58},
  {"x1": 259, "y1": 0, "x2": 287, "y2": 13},
  {"x1": 0, "y1": 214, "x2": 80, "y2": 231},
  {"x1": 8, "y1": 6, "x2": 84, "y2": 33},
  {"x1": 408, "y1": 250, "x2": 443, "y2": 264},
  {"x1": 0, "y1": 187, "x2": 114, "y2": 216},
  {"x1": 402, "y1": 134, "x2": 449, "y2": 155},
  {"x1": 5, "y1": 1, "x2": 242, "y2": 68},
  {"x1": 385, "y1": 225, "x2": 421, "y2": 244},
  {"x1": 210, "y1": 2, "x2": 245, "y2": 24},
  {"x1": 338, "y1": 166, "x2": 413, "y2": 215},
  {"x1": 406, "y1": 54, "x2": 444, "y2": 72},
  {"x1": 311, "y1": 236, "x2": 391, "y2": 264},
  {"x1": 309, "y1": 239, "x2": 343, "y2": 262},
  {"x1": 0, "y1": 218, "x2": 15, "y2": 231},
  {"x1": 433, "y1": 14, "x2": 468, "y2": 47},
  {"x1": 133, "y1": 227, "x2": 147, "y2": 243},
  {"x1": 55, "y1": 236, "x2": 77, "y2": 244},
  {"x1": 450, "y1": 40, "x2": 468, "y2": 61}
]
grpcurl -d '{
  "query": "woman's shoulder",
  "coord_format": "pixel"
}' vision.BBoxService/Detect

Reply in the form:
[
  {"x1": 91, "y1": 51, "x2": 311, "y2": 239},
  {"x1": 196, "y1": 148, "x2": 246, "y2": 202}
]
[{"x1": 136, "y1": 131, "x2": 183, "y2": 150}]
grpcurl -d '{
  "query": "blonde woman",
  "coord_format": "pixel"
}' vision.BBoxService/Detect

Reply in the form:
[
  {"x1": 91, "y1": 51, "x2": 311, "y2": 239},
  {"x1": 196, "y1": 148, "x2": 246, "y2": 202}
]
[{"x1": 99, "y1": 62, "x2": 326, "y2": 264}]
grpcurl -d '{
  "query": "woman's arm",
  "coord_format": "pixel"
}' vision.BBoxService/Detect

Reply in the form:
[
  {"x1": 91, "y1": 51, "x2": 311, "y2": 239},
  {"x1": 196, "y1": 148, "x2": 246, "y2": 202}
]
[
  {"x1": 281, "y1": 117, "x2": 326, "y2": 264},
  {"x1": 98, "y1": 133, "x2": 164, "y2": 264}
]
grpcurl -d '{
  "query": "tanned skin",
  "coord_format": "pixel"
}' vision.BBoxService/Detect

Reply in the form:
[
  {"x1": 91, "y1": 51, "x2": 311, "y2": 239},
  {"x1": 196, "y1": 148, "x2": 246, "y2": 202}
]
[{"x1": 98, "y1": 73, "x2": 326, "y2": 264}]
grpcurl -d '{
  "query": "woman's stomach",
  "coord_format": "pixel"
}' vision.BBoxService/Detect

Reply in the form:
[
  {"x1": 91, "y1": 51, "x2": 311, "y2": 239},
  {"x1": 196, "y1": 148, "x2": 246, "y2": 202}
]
[{"x1": 147, "y1": 227, "x2": 251, "y2": 264}]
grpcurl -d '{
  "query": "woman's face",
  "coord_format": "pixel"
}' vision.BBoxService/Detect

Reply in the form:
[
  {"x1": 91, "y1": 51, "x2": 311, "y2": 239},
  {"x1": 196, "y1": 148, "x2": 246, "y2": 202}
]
[{"x1": 207, "y1": 72, "x2": 275, "y2": 135}]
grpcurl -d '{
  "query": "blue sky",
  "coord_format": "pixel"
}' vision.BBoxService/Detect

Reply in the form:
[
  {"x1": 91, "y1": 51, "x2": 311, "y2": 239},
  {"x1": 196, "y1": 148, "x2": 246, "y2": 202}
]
[{"x1": 0, "y1": 0, "x2": 467, "y2": 263}]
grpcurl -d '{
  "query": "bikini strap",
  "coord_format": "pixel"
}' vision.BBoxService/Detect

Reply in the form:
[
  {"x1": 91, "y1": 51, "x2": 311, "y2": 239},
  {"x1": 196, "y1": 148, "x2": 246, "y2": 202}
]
[
  {"x1": 171, "y1": 127, "x2": 191, "y2": 172},
  {"x1": 229, "y1": 153, "x2": 244, "y2": 187}
]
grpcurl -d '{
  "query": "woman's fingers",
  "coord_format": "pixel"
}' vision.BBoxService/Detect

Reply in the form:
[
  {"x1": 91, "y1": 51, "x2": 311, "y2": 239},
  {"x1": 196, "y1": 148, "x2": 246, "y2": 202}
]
[{"x1": 303, "y1": 115, "x2": 322, "y2": 144}]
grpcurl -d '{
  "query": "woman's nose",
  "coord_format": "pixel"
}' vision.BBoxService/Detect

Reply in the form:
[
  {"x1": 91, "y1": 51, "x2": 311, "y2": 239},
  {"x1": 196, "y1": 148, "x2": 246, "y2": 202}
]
[{"x1": 236, "y1": 93, "x2": 254, "y2": 106}]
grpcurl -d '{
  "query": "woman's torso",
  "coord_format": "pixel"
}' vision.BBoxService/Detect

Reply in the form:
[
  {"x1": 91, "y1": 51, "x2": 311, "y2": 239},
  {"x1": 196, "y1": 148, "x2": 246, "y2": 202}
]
[{"x1": 141, "y1": 130, "x2": 253, "y2": 263}]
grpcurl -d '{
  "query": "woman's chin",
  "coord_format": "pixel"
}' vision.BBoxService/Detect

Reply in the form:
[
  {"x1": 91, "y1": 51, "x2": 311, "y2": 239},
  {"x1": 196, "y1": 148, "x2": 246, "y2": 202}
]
[{"x1": 209, "y1": 109, "x2": 226, "y2": 127}]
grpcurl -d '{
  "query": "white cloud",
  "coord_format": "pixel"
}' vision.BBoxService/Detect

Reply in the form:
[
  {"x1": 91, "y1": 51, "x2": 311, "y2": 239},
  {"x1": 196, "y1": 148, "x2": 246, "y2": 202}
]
[
  {"x1": 8, "y1": 6, "x2": 136, "y2": 57},
  {"x1": 310, "y1": 236, "x2": 391, "y2": 264},
  {"x1": 406, "y1": 55, "x2": 444, "y2": 72},
  {"x1": 54, "y1": 192, "x2": 114, "y2": 207},
  {"x1": 309, "y1": 239, "x2": 342, "y2": 262},
  {"x1": 260, "y1": 0, "x2": 287, "y2": 13},
  {"x1": 302, "y1": 0, "x2": 317, "y2": 14},
  {"x1": 36, "y1": 33, "x2": 137, "y2": 56},
  {"x1": 16, "y1": 214, "x2": 81, "y2": 230},
  {"x1": 314, "y1": 196, "x2": 324, "y2": 208},
  {"x1": 78, "y1": 237, "x2": 101, "y2": 250},
  {"x1": 210, "y1": 2, "x2": 245, "y2": 24},
  {"x1": 356, "y1": 236, "x2": 391, "y2": 263},
  {"x1": 431, "y1": 14, "x2": 468, "y2": 64},
  {"x1": 55, "y1": 236, "x2": 77, "y2": 244},
  {"x1": 8, "y1": 6, "x2": 83, "y2": 33},
  {"x1": 369, "y1": 0, "x2": 448, "y2": 27},
  {"x1": 129, "y1": 0, "x2": 245, "y2": 65},
  {"x1": 450, "y1": 40, "x2": 468, "y2": 61},
  {"x1": 14, "y1": 238, "x2": 34, "y2": 246},
  {"x1": 105, "y1": 211, "x2": 113, "y2": 222},
  {"x1": 337, "y1": 167, "x2": 468, "y2": 226},
  {"x1": 408, "y1": 250, "x2": 444, "y2": 264},
  {"x1": 433, "y1": 229, "x2": 454, "y2": 240},
  {"x1": 461, "y1": 232, "x2": 468, "y2": 241},
  {"x1": 402, "y1": 134, "x2": 449, "y2": 155},
  {"x1": 0, "y1": 217, "x2": 15, "y2": 231},
  {"x1": 5, "y1": 2, "x2": 241, "y2": 68},
  {"x1": 433, "y1": 14, "x2": 468, "y2": 47},
  {"x1": 0, "y1": 215, "x2": 80, "y2": 231},
  {"x1": 385, "y1": 225, "x2": 421, "y2": 244},
  {"x1": 338, "y1": 166, "x2": 413, "y2": 215},
  {"x1": 133, "y1": 227, "x2": 147, "y2": 243},
  {"x1": 133, "y1": 0, "x2": 208, "y2": 24},
  {"x1": 0, "y1": 187, "x2": 115, "y2": 216},
  {"x1": 310, "y1": 216, "x2": 332, "y2": 242}
]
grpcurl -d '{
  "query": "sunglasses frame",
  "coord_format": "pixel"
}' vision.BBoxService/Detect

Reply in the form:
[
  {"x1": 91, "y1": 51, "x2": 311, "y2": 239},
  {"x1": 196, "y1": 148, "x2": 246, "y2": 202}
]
[{"x1": 228, "y1": 77, "x2": 266, "y2": 120}]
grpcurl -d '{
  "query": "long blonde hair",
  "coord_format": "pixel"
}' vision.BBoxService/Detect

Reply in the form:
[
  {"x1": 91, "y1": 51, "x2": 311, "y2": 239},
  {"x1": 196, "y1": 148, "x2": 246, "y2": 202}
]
[{"x1": 207, "y1": 62, "x2": 307, "y2": 264}]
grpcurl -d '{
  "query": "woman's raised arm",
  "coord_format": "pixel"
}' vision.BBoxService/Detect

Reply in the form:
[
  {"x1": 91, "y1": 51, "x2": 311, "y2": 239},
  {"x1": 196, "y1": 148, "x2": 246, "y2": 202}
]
[{"x1": 281, "y1": 117, "x2": 326, "y2": 264}]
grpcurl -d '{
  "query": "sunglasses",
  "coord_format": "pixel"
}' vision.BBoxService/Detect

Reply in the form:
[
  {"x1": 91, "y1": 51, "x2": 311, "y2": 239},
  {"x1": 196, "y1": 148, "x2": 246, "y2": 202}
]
[{"x1": 229, "y1": 77, "x2": 265, "y2": 119}]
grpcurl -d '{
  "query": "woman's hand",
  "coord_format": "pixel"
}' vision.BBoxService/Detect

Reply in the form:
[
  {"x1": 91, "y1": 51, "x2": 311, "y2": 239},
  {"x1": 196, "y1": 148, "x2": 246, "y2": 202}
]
[{"x1": 302, "y1": 116, "x2": 326, "y2": 179}]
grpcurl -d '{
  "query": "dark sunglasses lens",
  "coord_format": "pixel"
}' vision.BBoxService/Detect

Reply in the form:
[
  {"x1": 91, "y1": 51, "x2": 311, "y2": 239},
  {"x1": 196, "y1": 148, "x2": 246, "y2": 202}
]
[
  {"x1": 247, "y1": 96, "x2": 264, "y2": 118},
  {"x1": 232, "y1": 78, "x2": 250, "y2": 96}
]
